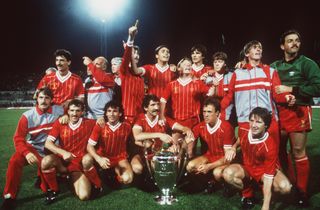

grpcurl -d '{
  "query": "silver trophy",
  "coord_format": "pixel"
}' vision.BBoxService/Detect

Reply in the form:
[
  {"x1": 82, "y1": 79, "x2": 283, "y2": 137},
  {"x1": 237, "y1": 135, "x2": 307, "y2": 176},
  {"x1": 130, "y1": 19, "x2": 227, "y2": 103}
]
[{"x1": 145, "y1": 143, "x2": 188, "y2": 205}]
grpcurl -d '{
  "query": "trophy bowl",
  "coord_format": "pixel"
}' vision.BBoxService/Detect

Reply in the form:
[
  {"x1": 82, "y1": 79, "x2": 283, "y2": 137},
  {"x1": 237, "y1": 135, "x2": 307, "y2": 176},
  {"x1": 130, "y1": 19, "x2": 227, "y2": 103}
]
[{"x1": 144, "y1": 142, "x2": 188, "y2": 205}]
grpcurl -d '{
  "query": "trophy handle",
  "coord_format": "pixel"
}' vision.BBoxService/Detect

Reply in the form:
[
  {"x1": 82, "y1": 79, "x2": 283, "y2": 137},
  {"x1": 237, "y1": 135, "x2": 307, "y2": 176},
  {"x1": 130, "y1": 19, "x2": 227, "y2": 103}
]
[
  {"x1": 176, "y1": 141, "x2": 189, "y2": 184},
  {"x1": 144, "y1": 147, "x2": 155, "y2": 182}
]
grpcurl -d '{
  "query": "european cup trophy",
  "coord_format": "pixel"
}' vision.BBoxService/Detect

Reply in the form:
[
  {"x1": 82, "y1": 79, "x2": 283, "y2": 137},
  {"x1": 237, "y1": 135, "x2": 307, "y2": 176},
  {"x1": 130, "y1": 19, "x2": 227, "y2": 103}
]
[{"x1": 151, "y1": 143, "x2": 181, "y2": 205}]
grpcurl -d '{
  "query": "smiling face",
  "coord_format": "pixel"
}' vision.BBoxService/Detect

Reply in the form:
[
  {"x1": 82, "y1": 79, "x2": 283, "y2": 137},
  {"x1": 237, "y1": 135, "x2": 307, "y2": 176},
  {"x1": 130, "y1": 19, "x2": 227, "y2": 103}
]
[
  {"x1": 191, "y1": 49, "x2": 204, "y2": 64},
  {"x1": 55, "y1": 55, "x2": 70, "y2": 73},
  {"x1": 249, "y1": 114, "x2": 267, "y2": 139},
  {"x1": 177, "y1": 59, "x2": 192, "y2": 76},
  {"x1": 105, "y1": 106, "x2": 121, "y2": 125},
  {"x1": 68, "y1": 104, "x2": 83, "y2": 124},
  {"x1": 156, "y1": 47, "x2": 170, "y2": 63}
]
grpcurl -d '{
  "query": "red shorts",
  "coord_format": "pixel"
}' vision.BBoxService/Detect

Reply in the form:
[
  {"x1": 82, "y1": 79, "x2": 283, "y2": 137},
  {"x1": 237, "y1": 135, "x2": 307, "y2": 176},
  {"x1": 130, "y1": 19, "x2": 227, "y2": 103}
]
[
  {"x1": 277, "y1": 105, "x2": 312, "y2": 133},
  {"x1": 204, "y1": 153, "x2": 223, "y2": 163},
  {"x1": 176, "y1": 116, "x2": 200, "y2": 129},
  {"x1": 97, "y1": 151, "x2": 127, "y2": 168},
  {"x1": 63, "y1": 156, "x2": 83, "y2": 172}
]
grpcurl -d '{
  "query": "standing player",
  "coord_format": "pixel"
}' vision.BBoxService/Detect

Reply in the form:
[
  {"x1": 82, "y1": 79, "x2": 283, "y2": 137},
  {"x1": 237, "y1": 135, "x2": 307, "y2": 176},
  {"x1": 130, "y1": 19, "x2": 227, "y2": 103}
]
[
  {"x1": 118, "y1": 23, "x2": 145, "y2": 124},
  {"x1": 83, "y1": 56, "x2": 115, "y2": 120},
  {"x1": 1, "y1": 88, "x2": 64, "y2": 210},
  {"x1": 223, "y1": 107, "x2": 292, "y2": 210},
  {"x1": 220, "y1": 40, "x2": 295, "y2": 146},
  {"x1": 159, "y1": 57, "x2": 213, "y2": 157},
  {"x1": 41, "y1": 99, "x2": 96, "y2": 203},
  {"x1": 186, "y1": 97, "x2": 235, "y2": 186},
  {"x1": 131, "y1": 45, "x2": 176, "y2": 99},
  {"x1": 82, "y1": 101, "x2": 133, "y2": 188},
  {"x1": 36, "y1": 49, "x2": 85, "y2": 109},
  {"x1": 190, "y1": 44, "x2": 213, "y2": 79},
  {"x1": 271, "y1": 29, "x2": 320, "y2": 206},
  {"x1": 201, "y1": 52, "x2": 235, "y2": 123},
  {"x1": 131, "y1": 94, "x2": 194, "y2": 176}
]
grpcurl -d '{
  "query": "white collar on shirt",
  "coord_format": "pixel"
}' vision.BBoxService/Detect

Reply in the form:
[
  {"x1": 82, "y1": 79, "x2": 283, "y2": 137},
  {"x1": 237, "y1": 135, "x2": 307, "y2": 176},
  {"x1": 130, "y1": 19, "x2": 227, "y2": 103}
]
[
  {"x1": 145, "y1": 114, "x2": 159, "y2": 128},
  {"x1": 248, "y1": 130, "x2": 269, "y2": 144},
  {"x1": 68, "y1": 118, "x2": 82, "y2": 131},
  {"x1": 206, "y1": 119, "x2": 222, "y2": 134},
  {"x1": 56, "y1": 71, "x2": 71, "y2": 83},
  {"x1": 107, "y1": 121, "x2": 121, "y2": 132},
  {"x1": 192, "y1": 64, "x2": 204, "y2": 72},
  {"x1": 177, "y1": 77, "x2": 193, "y2": 86},
  {"x1": 155, "y1": 63, "x2": 169, "y2": 73}
]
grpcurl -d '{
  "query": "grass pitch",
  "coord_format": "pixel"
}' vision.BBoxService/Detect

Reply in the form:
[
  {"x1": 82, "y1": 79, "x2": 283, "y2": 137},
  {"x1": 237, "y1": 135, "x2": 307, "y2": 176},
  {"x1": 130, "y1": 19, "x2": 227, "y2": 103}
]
[{"x1": 0, "y1": 108, "x2": 319, "y2": 210}]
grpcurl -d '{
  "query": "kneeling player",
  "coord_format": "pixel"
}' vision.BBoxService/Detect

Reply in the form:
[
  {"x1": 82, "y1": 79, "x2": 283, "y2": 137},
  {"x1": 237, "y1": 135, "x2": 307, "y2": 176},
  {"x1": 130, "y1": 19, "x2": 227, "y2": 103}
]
[
  {"x1": 131, "y1": 95, "x2": 194, "y2": 178},
  {"x1": 82, "y1": 101, "x2": 133, "y2": 188},
  {"x1": 41, "y1": 99, "x2": 96, "y2": 203},
  {"x1": 186, "y1": 97, "x2": 235, "y2": 191},
  {"x1": 223, "y1": 107, "x2": 292, "y2": 210}
]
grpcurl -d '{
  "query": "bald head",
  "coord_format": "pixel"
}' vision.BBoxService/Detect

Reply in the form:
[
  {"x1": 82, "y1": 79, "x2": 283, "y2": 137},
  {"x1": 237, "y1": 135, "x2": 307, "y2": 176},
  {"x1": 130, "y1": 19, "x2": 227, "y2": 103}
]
[{"x1": 93, "y1": 56, "x2": 108, "y2": 71}]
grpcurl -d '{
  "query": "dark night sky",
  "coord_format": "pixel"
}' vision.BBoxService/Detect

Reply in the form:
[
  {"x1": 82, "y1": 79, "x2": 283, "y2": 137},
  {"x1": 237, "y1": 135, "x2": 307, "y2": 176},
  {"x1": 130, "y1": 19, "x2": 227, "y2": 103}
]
[{"x1": 2, "y1": 0, "x2": 320, "y2": 84}]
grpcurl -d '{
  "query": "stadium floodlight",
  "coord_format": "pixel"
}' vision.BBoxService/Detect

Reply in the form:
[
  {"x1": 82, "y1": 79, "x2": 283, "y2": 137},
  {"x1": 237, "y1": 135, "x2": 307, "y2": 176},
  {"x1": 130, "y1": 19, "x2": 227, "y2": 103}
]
[{"x1": 86, "y1": 0, "x2": 127, "y2": 22}]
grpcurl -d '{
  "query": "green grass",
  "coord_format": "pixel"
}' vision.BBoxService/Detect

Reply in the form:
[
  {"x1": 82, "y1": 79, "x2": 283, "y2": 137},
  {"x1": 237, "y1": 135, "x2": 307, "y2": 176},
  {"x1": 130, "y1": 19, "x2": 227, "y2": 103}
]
[{"x1": 0, "y1": 108, "x2": 320, "y2": 210}]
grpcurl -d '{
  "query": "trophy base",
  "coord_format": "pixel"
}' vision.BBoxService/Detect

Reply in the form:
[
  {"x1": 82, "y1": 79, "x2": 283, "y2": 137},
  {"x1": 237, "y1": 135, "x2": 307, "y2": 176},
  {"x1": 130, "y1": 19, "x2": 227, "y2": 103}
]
[{"x1": 154, "y1": 195, "x2": 178, "y2": 205}]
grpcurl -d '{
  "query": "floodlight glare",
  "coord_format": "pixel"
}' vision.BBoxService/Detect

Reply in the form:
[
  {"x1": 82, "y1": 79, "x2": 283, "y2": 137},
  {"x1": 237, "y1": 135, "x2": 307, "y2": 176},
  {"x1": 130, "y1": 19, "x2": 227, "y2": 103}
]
[{"x1": 87, "y1": 0, "x2": 126, "y2": 22}]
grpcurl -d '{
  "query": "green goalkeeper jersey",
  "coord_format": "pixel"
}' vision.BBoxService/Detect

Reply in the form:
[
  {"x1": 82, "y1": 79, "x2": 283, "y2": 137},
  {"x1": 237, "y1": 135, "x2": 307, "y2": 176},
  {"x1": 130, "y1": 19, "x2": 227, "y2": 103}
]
[{"x1": 271, "y1": 55, "x2": 320, "y2": 105}]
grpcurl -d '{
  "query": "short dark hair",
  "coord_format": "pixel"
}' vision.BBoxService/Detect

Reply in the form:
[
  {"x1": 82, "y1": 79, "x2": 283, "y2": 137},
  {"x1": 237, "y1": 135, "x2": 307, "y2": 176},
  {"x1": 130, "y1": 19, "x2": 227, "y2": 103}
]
[
  {"x1": 203, "y1": 97, "x2": 221, "y2": 112},
  {"x1": 249, "y1": 107, "x2": 272, "y2": 129},
  {"x1": 212, "y1": 51, "x2": 228, "y2": 62},
  {"x1": 280, "y1": 29, "x2": 301, "y2": 44},
  {"x1": 68, "y1": 99, "x2": 85, "y2": 111},
  {"x1": 36, "y1": 87, "x2": 54, "y2": 99},
  {"x1": 103, "y1": 100, "x2": 124, "y2": 121},
  {"x1": 142, "y1": 94, "x2": 160, "y2": 111},
  {"x1": 191, "y1": 44, "x2": 207, "y2": 58},
  {"x1": 155, "y1": 45, "x2": 169, "y2": 55},
  {"x1": 54, "y1": 49, "x2": 72, "y2": 61}
]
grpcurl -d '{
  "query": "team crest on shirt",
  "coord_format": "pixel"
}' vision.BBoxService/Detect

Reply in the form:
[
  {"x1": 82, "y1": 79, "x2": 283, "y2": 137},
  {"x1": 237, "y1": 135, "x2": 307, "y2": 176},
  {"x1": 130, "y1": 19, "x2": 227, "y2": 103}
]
[
  {"x1": 174, "y1": 87, "x2": 179, "y2": 94},
  {"x1": 62, "y1": 129, "x2": 69, "y2": 138},
  {"x1": 49, "y1": 81, "x2": 58, "y2": 90},
  {"x1": 102, "y1": 129, "x2": 110, "y2": 138},
  {"x1": 300, "y1": 120, "x2": 306, "y2": 128}
]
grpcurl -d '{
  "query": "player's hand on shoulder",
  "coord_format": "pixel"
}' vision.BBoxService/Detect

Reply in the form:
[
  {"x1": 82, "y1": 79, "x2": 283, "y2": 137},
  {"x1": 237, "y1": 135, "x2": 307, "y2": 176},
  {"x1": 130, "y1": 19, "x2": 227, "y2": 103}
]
[
  {"x1": 96, "y1": 117, "x2": 106, "y2": 128},
  {"x1": 59, "y1": 114, "x2": 69, "y2": 124}
]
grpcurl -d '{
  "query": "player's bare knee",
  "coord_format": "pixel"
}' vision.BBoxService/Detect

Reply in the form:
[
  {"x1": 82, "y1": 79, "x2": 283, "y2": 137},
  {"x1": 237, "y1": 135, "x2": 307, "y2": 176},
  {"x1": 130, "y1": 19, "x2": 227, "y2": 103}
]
[
  {"x1": 82, "y1": 154, "x2": 94, "y2": 169},
  {"x1": 222, "y1": 167, "x2": 234, "y2": 182},
  {"x1": 132, "y1": 164, "x2": 143, "y2": 175},
  {"x1": 122, "y1": 172, "x2": 133, "y2": 184},
  {"x1": 186, "y1": 161, "x2": 196, "y2": 173},
  {"x1": 278, "y1": 180, "x2": 292, "y2": 194},
  {"x1": 213, "y1": 168, "x2": 223, "y2": 181},
  {"x1": 41, "y1": 155, "x2": 54, "y2": 169}
]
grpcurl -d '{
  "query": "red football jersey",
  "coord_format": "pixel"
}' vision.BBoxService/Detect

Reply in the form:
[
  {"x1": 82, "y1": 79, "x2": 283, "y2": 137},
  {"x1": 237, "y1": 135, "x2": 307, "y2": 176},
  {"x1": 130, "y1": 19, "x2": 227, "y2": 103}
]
[
  {"x1": 119, "y1": 46, "x2": 145, "y2": 118},
  {"x1": 161, "y1": 78, "x2": 210, "y2": 120},
  {"x1": 240, "y1": 130, "x2": 279, "y2": 181},
  {"x1": 48, "y1": 118, "x2": 95, "y2": 157},
  {"x1": 37, "y1": 71, "x2": 84, "y2": 105},
  {"x1": 141, "y1": 64, "x2": 175, "y2": 98},
  {"x1": 88, "y1": 122, "x2": 131, "y2": 158},
  {"x1": 191, "y1": 64, "x2": 212, "y2": 79},
  {"x1": 193, "y1": 119, "x2": 235, "y2": 159},
  {"x1": 133, "y1": 113, "x2": 176, "y2": 151}
]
